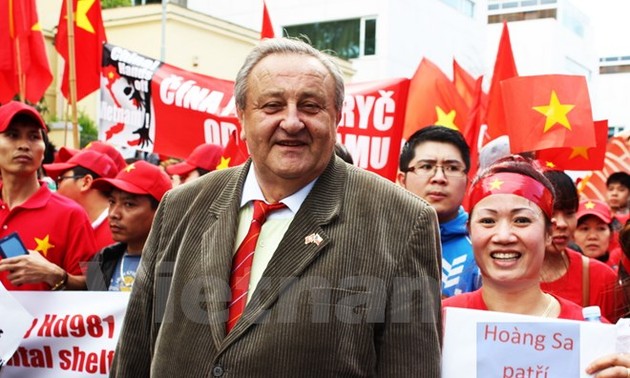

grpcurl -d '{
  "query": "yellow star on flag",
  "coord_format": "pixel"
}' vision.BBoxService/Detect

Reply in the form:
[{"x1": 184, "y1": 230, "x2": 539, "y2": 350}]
[
  {"x1": 32, "y1": 22, "x2": 42, "y2": 32},
  {"x1": 568, "y1": 146, "x2": 589, "y2": 160},
  {"x1": 434, "y1": 106, "x2": 459, "y2": 131},
  {"x1": 34, "y1": 235, "x2": 55, "y2": 257},
  {"x1": 76, "y1": 0, "x2": 97, "y2": 34},
  {"x1": 490, "y1": 178, "x2": 504, "y2": 190},
  {"x1": 532, "y1": 90, "x2": 575, "y2": 133},
  {"x1": 124, "y1": 163, "x2": 136, "y2": 173},
  {"x1": 545, "y1": 161, "x2": 556, "y2": 168},
  {"x1": 216, "y1": 156, "x2": 231, "y2": 170}
]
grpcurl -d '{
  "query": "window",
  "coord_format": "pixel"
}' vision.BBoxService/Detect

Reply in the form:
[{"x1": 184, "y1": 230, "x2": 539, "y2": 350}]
[
  {"x1": 283, "y1": 17, "x2": 376, "y2": 60},
  {"x1": 440, "y1": 0, "x2": 476, "y2": 17}
]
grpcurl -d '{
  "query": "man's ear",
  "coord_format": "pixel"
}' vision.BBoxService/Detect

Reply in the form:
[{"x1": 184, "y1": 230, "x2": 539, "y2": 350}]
[
  {"x1": 81, "y1": 174, "x2": 95, "y2": 192},
  {"x1": 237, "y1": 107, "x2": 247, "y2": 141},
  {"x1": 396, "y1": 171, "x2": 407, "y2": 188}
]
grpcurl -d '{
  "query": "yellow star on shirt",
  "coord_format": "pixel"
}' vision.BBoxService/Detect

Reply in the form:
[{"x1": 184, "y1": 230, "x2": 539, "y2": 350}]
[
  {"x1": 76, "y1": 0, "x2": 97, "y2": 34},
  {"x1": 489, "y1": 178, "x2": 504, "y2": 190},
  {"x1": 434, "y1": 106, "x2": 459, "y2": 131},
  {"x1": 216, "y1": 156, "x2": 231, "y2": 170},
  {"x1": 34, "y1": 235, "x2": 55, "y2": 257},
  {"x1": 124, "y1": 163, "x2": 136, "y2": 173},
  {"x1": 532, "y1": 90, "x2": 575, "y2": 133},
  {"x1": 585, "y1": 201, "x2": 595, "y2": 209},
  {"x1": 568, "y1": 146, "x2": 589, "y2": 160}
]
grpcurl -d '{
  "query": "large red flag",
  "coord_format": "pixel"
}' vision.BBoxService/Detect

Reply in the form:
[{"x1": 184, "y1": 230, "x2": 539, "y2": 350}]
[
  {"x1": 403, "y1": 58, "x2": 469, "y2": 139},
  {"x1": 536, "y1": 119, "x2": 607, "y2": 170},
  {"x1": 460, "y1": 75, "x2": 486, "y2": 212},
  {"x1": 216, "y1": 130, "x2": 249, "y2": 170},
  {"x1": 55, "y1": 0, "x2": 107, "y2": 102},
  {"x1": 261, "y1": 1, "x2": 275, "y2": 39},
  {"x1": 484, "y1": 21, "x2": 518, "y2": 143},
  {"x1": 500, "y1": 74, "x2": 595, "y2": 153},
  {"x1": 0, "y1": 0, "x2": 52, "y2": 103},
  {"x1": 453, "y1": 59, "x2": 476, "y2": 108}
]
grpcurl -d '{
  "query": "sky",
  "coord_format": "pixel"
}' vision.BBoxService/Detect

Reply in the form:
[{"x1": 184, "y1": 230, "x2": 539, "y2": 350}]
[{"x1": 571, "y1": 0, "x2": 630, "y2": 57}]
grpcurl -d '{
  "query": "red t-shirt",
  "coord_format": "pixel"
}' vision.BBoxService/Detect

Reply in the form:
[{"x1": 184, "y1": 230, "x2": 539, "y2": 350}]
[
  {"x1": 93, "y1": 211, "x2": 114, "y2": 250},
  {"x1": 0, "y1": 184, "x2": 98, "y2": 290},
  {"x1": 443, "y1": 289, "x2": 588, "y2": 321},
  {"x1": 540, "y1": 248, "x2": 617, "y2": 322}
]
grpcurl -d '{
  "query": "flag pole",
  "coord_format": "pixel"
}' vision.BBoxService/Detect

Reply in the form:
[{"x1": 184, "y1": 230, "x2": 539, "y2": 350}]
[
  {"x1": 64, "y1": 0, "x2": 80, "y2": 148},
  {"x1": 9, "y1": 0, "x2": 25, "y2": 102}
]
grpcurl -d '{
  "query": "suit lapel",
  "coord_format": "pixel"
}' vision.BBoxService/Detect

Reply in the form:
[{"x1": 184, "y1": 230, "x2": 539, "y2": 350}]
[
  {"x1": 199, "y1": 162, "x2": 250, "y2": 350},
  {"x1": 222, "y1": 157, "x2": 346, "y2": 344}
]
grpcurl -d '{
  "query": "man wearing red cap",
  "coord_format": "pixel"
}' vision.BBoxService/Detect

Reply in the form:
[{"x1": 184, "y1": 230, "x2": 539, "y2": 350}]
[
  {"x1": 0, "y1": 101, "x2": 98, "y2": 291},
  {"x1": 43, "y1": 150, "x2": 120, "y2": 249},
  {"x1": 165, "y1": 143, "x2": 223, "y2": 186},
  {"x1": 86, "y1": 160, "x2": 171, "y2": 291}
]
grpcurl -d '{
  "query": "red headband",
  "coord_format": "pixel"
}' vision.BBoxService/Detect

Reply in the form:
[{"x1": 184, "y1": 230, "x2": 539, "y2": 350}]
[{"x1": 468, "y1": 172, "x2": 554, "y2": 218}]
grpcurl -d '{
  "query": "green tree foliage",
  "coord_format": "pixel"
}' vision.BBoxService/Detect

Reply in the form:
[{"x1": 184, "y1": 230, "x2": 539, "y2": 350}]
[
  {"x1": 78, "y1": 112, "x2": 99, "y2": 148},
  {"x1": 102, "y1": 0, "x2": 132, "y2": 9}
]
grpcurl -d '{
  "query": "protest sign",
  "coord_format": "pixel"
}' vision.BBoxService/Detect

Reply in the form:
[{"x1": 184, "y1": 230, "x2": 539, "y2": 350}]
[
  {"x1": 0, "y1": 292, "x2": 129, "y2": 378},
  {"x1": 443, "y1": 307, "x2": 617, "y2": 378}
]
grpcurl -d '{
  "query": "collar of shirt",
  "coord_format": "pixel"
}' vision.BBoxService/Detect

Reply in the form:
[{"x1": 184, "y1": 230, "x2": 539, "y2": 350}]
[{"x1": 240, "y1": 163, "x2": 317, "y2": 220}]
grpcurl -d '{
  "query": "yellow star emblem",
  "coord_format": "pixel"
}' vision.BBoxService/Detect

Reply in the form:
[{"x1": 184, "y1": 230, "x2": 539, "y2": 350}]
[
  {"x1": 568, "y1": 146, "x2": 589, "y2": 160},
  {"x1": 490, "y1": 178, "x2": 504, "y2": 190},
  {"x1": 434, "y1": 106, "x2": 459, "y2": 131},
  {"x1": 34, "y1": 235, "x2": 55, "y2": 257},
  {"x1": 584, "y1": 201, "x2": 595, "y2": 209},
  {"x1": 545, "y1": 161, "x2": 556, "y2": 168},
  {"x1": 76, "y1": 0, "x2": 97, "y2": 34},
  {"x1": 124, "y1": 163, "x2": 136, "y2": 173},
  {"x1": 31, "y1": 22, "x2": 42, "y2": 32},
  {"x1": 216, "y1": 156, "x2": 231, "y2": 170},
  {"x1": 532, "y1": 90, "x2": 575, "y2": 133}
]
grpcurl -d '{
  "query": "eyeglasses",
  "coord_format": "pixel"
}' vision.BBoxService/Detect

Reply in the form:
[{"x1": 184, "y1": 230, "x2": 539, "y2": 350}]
[
  {"x1": 55, "y1": 175, "x2": 85, "y2": 185},
  {"x1": 406, "y1": 162, "x2": 467, "y2": 178}
]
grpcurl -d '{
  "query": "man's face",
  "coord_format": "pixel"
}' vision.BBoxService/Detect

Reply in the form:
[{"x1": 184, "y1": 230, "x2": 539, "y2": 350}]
[
  {"x1": 0, "y1": 122, "x2": 44, "y2": 176},
  {"x1": 397, "y1": 141, "x2": 467, "y2": 223},
  {"x1": 606, "y1": 182, "x2": 629, "y2": 211},
  {"x1": 108, "y1": 189, "x2": 156, "y2": 252},
  {"x1": 55, "y1": 169, "x2": 83, "y2": 201},
  {"x1": 237, "y1": 53, "x2": 339, "y2": 190}
]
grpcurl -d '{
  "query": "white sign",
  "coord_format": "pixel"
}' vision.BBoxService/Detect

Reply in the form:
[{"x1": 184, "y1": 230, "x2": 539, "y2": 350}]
[
  {"x1": 0, "y1": 292, "x2": 129, "y2": 378},
  {"x1": 0, "y1": 285, "x2": 35, "y2": 368},
  {"x1": 443, "y1": 307, "x2": 617, "y2": 378}
]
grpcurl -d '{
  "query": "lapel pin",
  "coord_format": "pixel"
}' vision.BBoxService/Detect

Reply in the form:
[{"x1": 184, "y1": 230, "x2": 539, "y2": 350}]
[{"x1": 304, "y1": 233, "x2": 323, "y2": 246}]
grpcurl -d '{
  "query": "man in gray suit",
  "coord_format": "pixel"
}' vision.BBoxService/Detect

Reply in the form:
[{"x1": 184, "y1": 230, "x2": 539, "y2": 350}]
[{"x1": 111, "y1": 38, "x2": 442, "y2": 377}]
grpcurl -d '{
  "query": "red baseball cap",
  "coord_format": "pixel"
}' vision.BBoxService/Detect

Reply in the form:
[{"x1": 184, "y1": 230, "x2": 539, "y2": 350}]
[
  {"x1": 577, "y1": 199, "x2": 612, "y2": 224},
  {"x1": 92, "y1": 160, "x2": 172, "y2": 202},
  {"x1": 57, "y1": 141, "x2": 127, "y2": 171},
  {"x1": 44, "y1": 150, "x2": 119, "y2": 180},
  {"x1": 0, "y1": 101, "x2": 47, "y2": 132},
  {"x1": 166, "y1": 143, "x2": 223, "y2": 176}
]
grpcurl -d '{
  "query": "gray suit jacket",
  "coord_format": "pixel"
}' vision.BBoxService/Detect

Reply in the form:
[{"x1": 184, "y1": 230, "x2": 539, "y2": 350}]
[{"x1": 111, "y1": 156, "x2": 442, "y2": 377}]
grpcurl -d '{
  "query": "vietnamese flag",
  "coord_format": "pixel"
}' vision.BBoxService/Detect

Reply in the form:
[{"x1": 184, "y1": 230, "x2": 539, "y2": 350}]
[
  {"x1": 484, "y1": 21, "x2": 518, "y2": 143},
  {"x1": 261, "y1": 1, "x2": 275, "y2": 39},
  {"x1": 578, "y1": 134, "x2": 630, "y2": 202},
  {"x1": 0, "y1": 0, "x2": 53, "y2": 103},
  {"x1": 403, "y1": 58, "x2": 469, "y2": 140},
  {"x1": 536, "y1": 119, "x2": 608, "y2": 170},
  {"x1": 500, "y1": 74, "x2": 595, "y2": 153},
  {"x1": 453, "y1": 59, "x2": 476, "y2": 108},
  {"x1": 216, "y1": 130, "x2": 249, "y2": 170},
  {"x1": 55, "y1": 0, "x2": 107, "y2": 102}
]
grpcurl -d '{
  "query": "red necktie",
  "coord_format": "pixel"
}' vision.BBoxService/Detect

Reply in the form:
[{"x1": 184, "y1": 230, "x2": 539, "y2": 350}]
[{"x1": 227, "y1": 200, "x2": 286, "y2": 332}]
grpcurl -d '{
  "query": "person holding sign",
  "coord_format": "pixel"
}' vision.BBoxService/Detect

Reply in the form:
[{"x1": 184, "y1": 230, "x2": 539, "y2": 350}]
[
  {"x1": 443, "y1": 155, "x2": 590, "y2": 319},
  {"x1": 0, "y1": 101, "x2": 97, "y2": 291},
  {"x1": 586, "y1": 352, "x2": 630, "y2": 378},
  {"x1": 111, "y1": 38, "x2": 442, "y2": 377}
]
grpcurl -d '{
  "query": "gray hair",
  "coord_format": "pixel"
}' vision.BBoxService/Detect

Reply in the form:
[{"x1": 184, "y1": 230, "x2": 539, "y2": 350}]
[{"x1": 234, "y1": 38, "x2": 345, "y2": 112}]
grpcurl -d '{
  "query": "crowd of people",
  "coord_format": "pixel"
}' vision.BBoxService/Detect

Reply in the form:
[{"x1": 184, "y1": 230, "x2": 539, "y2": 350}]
[{"x1": 0, "y1": 37, "x2": 629, "y2": 377}]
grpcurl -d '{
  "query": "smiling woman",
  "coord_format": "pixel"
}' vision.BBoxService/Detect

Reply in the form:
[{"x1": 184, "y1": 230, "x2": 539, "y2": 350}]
[{"x1": 443, "y1": 155, "x2": 598, "y2": 321}]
